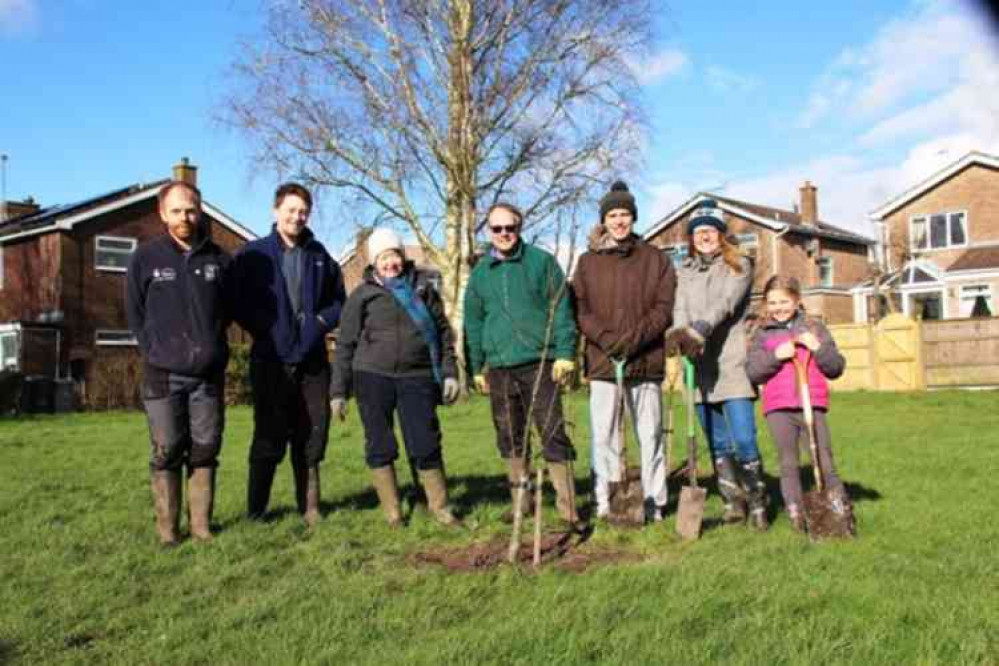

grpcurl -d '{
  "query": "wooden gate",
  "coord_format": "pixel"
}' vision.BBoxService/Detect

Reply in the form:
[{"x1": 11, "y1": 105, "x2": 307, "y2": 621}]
[{"x1": 874, "y1": 314, "x2": 923, "y2": 390}]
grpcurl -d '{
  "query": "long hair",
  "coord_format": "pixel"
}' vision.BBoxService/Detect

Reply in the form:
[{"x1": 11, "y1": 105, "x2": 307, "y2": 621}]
[{"x1": 687, "y1": 233, "x2": 745, "y2": 274}]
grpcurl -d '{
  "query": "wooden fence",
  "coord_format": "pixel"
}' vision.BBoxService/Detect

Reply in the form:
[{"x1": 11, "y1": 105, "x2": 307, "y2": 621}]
[{"x1": 828, "y1": 314, "x2": 999, "y2": 391}]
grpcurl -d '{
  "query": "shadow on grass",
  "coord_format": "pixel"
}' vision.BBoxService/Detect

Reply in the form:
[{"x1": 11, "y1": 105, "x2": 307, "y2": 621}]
[{"x1": 0, "y1": 640, "x2": 16, "y2": 666}]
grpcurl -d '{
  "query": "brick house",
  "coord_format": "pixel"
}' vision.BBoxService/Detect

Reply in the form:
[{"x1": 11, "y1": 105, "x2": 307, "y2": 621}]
[
  {"x1": 0, "y1": 159, "x2": 256, "y2": 403},
  {"x1": 854, "y1": 151, "x2": 999, "y2": 321},
  {"x1": 642, "y1": 183, "x2": 875, "y2": 323}
]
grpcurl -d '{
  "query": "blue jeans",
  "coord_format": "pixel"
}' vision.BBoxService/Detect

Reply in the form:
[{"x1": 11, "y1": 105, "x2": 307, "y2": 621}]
[{"x1": 696, "y1": 399, "x2": 760, "y2": 463}]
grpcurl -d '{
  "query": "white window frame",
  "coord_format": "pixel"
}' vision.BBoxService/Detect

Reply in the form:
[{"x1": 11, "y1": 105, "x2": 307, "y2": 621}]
[
  {"x1": 663, "y1": 243, "x2": 689, "y2": 267},
  {"x1": 733, "y1": 233, "x2": 759, "y2": 261},
  {"x1": 94, "y1": 235, "x2": 137, "y2": 273},
  {"x1": 95, "y1": 329, "x2": 138, "y2": 346},
  {"x1": 909, "y1": 210, "x2": 968, "y2": 253},
  {"x1": 0, "y1": 330, "x2": 18, "y2": 371},
  {"x1": 817, "y1": 256, "x2": 834, "y2": 288},
  {"x1": 958, "y1": 283, "x2": 994, "y2": 317}
]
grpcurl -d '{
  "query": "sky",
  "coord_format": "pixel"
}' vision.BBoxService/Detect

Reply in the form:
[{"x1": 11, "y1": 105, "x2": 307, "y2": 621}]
[{"x1": 2, "y1": 0, "x2": 998, "y2": 256}]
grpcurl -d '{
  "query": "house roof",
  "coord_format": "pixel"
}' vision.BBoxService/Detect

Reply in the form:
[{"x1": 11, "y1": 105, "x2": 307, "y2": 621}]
[
  {"x1": 642, "y1": 192, "x2": 874, "y2": 246},
  {"x1": 0, "y1": 181, "x2": 257, "y2": 243},
  {"x1": 948, "y1": 245, "x2": 999, "y2": 272},
  {"x1": 869, "y1": 150, "x2": 999, "y2": 220}
]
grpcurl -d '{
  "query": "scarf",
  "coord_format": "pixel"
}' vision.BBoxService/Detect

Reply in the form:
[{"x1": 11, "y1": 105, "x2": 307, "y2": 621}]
[{"x1": 381, "y1": 275, "x2": 442, "y2": 384}]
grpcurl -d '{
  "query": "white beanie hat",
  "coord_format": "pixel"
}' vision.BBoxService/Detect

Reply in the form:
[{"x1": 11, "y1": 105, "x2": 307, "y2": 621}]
[{"x1": 367, "y1": 228, "x2": 404, "y2": 263}]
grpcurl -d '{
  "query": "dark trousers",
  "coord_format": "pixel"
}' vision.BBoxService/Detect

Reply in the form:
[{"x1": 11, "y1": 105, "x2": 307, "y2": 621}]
[
  {"x1": 487, "y1": 361, "x2": 575, "y2": 463},
  {"x1": 143, "y1": 373, "x2": 225, "y2": 471},
  {"x1": 765, "y1": 408, "x2": 843, "y2": 507},
  {"x1": 355, "y1": 371, "x2": 443, "y2": 470},
  {"x1": 249, "y1": 359, "x2": 331, "y2": 468}
]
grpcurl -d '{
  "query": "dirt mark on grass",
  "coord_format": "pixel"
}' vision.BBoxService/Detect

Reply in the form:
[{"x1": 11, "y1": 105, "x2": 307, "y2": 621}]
[{"x1": 409, "y1": 532, "x2": 644, "y2": 573}]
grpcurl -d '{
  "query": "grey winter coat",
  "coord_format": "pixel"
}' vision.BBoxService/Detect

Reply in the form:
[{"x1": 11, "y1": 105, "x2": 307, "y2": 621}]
[{"x1": 672, "y1": 252, "x2": 755, "y2": 403}]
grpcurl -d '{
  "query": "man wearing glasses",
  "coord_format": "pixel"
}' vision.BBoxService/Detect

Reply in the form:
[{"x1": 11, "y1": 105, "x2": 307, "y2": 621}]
[{"x1": 463, "y1": 203, "x2": 582, "y2": 529}]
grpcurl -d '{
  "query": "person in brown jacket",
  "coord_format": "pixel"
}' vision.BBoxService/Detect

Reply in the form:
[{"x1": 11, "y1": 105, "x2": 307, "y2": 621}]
[{"x1": 573, "y1": 181, "x2": 677, "y2": 522}]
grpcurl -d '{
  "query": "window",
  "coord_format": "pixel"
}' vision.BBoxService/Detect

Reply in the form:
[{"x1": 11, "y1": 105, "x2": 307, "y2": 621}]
[
  {"x1": 959, "y1": 284, "x2": 994, "y2": 317},
  {"x1": 733, "y1": 233, "x2": 759, "y2": 261},
  {"x1": 0, "y1": 331, "x2": 17, "y2": 371},
  {"x1": 95, "y1": 330, "x2": 138, "y2": 346},
  {"x1": 663, "y1": 243, "x2": 688, "y2": 267},
  {"x1": 817, "y1": 257, "x2": 834, "y2": 287},
  {"x1": 95, "y1": 236, "x2": 137, "y2": 272},
  {"x1": 910, "y1": 212, "x2": 967, "y2": 252}
]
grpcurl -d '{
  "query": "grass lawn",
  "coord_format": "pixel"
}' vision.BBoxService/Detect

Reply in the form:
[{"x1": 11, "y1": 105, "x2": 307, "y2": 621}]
[{"x1": 1, "y1": 390, "x2": 997, "y2": 665}]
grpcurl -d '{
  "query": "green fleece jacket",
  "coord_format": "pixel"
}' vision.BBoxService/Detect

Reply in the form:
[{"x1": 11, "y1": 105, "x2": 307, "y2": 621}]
[{"x1": 463, "y1": 241, "x2": 577, "y2": 374}]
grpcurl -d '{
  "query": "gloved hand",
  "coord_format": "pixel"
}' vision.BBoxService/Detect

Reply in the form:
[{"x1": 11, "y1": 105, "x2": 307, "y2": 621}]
[
  {"x1": 665, "y1": 327, "x2": 704, "y2": 357},
  {"x1": 551, "y1": 359, "x2": 576, "y2": 386},
  {"x1": 443, "y1": 377, "x2": 460, "y2": 404},
  {"x1": 473, "y1": 374, "x2": 489, "y2": 394},
  {"x1": 330, "y1": 397, "x2": 348, "y2": 422}
]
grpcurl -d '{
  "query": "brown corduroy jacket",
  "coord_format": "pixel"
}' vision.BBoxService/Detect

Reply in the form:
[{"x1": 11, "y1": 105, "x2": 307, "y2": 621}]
[{"x1": 572, "y1": 229, "x2": 677, "y2": 381}]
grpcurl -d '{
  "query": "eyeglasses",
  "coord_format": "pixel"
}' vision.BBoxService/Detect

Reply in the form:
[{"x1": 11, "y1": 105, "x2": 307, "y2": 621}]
[{"x1": 489, "y1": 225, "x2": 520, "y2": 235}]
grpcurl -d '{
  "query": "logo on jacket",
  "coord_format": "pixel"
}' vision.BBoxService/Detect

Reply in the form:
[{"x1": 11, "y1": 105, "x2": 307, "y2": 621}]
[
  {"x1": 152, "y1": 268, "x2": 177, "y2": 282},
  {"x1": 204, "y1": 263, "x2": 219, "y2": 281}
]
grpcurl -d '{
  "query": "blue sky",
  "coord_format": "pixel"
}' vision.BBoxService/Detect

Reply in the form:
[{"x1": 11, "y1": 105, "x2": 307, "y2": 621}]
[{"x1": 2, "y1": 0, "x2": 998, "y2": 255}]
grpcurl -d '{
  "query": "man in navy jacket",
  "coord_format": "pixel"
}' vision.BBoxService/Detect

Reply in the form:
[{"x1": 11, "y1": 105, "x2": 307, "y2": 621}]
[
  {"x1": 126, "y1": 181, "x2": 232, "y2": 546},
  {"x1": 231, "y1": 182, "x2": 346, "y2": 526}
]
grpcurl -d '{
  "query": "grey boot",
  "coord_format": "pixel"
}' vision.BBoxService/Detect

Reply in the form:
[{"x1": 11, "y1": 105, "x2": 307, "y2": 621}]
[
  {"x1": 247, "y1": 462, "x2": 276, "y2": 520},
  {"x1": 370, "y1": 465, "x2": 403, "y2": 527},
  {"x1": 740, "y1": 459, "x2": 769, "y2": 532},
  {"x1": 503, "y1": 457, "x2": 533, "y2": 524},
  {"x1": 715, "y1": 456, "x2": 747, "y2": 524},
  {"x1": 187, "y1": 467, "x2": 215, "y2": 542},
  {"x1": 418, "y1": 468, "x2": 462, "y2": 527},
  {"x1": 151, "y1": 470, "x2": 182, "y2": 547},
  {"x1": 548, "y1": 461, "x2": 586, "y2": 531}
]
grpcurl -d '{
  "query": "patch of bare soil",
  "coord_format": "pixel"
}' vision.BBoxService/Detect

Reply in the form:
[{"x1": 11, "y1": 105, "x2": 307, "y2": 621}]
[{"x1": 409, "y1": 532, "x2": 644, "y2": 573}]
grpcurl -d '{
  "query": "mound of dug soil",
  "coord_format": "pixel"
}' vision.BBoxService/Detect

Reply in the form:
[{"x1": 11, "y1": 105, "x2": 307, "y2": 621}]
[{"x1": 409, "y1": 532, "x2": 644, "y2": 573}]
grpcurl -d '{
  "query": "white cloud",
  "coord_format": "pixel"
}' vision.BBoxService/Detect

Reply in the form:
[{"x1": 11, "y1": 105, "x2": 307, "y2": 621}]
[
  {"x1": 705, "y1": 65, "x2": 758, "y2": 94},
  {"x1": 631, "y1": 48, "x2": 688, "y2": 85},
  {"x1": 0, "y1": 0, "x2": 37, "y2": 35}
]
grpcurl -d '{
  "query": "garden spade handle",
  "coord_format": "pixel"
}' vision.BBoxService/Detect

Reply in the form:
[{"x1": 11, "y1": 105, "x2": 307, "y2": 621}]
[
  {"x1": 683, "y1": 358, "x2": 699, "y2": 489},
  {"x1": 612, "y1": 358, "x2": 628, "y2": 483},
  {"x1": 792, "y1": 354, "x2": 824, "y2": 492}
]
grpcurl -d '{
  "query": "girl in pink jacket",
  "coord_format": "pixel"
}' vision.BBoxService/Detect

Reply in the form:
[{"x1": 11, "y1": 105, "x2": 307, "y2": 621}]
[{"x1": 745, "y1": 276, "x2": 847, "y2": 531}]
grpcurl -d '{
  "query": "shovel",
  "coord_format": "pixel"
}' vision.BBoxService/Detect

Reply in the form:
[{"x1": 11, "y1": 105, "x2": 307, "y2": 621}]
[
  {"x1": 675, "y1": 358, "x2": 706, "y2": 540},
  {"x1": 793, "y1": 355, "x2": 855, "y2": 541},
  {"x1": 606, "y1": 358, "x2": 645, "y2": 526}
]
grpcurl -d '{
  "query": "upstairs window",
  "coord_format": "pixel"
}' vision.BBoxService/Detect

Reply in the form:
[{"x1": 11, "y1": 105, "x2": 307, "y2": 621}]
[
  {"x1": 663, "y1": 243, "x2": 689, "y2": 267},
  {"x1": 95, "y1": 236, "x2": 137, "y2": 272},
  {"x1": 910, "y1": 212, "x2": 967, "y2": 252},
  {"x1": 817, "y1": 257, "x2": 834, "y2": 287},
  {"x1": 733, "y1": 233, "x2": 759, "y2": 261}
]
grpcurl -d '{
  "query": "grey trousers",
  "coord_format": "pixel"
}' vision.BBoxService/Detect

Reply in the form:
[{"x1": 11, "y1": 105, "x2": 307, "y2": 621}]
[
  {"x1": 589, "y1": 379, "x2": 668, "y2": 511},
  {"x1": 765, "y1": 408, "x2": 843, "y2": 508}
]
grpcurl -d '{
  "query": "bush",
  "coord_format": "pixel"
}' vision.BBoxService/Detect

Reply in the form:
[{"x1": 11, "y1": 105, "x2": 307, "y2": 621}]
[{"x1": 226, "y1": 343, "x2": 252, "y2": 406}]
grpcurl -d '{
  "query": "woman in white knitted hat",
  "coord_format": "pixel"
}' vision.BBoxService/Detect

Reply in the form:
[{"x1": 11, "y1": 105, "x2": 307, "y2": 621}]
[{"x1": 330, "y1": 228, "x2": 462, "y2": 527}]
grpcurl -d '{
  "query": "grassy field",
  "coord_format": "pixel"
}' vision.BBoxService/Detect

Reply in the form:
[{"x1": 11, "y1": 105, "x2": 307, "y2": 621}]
[{"x1": 1, "y1": 390, "x2": 997, "y2": 665}]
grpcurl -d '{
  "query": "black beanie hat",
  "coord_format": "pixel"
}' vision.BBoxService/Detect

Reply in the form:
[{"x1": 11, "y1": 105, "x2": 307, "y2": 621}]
[
  {"x1": 686, "y1": 198, "x2": 727, "y2": 235},
  {"x1": 599, "y1": 180, "x2": 638, "y2": 223}
]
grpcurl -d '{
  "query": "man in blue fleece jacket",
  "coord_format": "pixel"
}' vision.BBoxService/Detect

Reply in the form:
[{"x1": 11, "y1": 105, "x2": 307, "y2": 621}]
[
  {"x1": 231, "y1": 183, "x2": 346, "y2": 526},
  {"x1": 127, "y1": 181, "x2": 232, "y2": 546}
]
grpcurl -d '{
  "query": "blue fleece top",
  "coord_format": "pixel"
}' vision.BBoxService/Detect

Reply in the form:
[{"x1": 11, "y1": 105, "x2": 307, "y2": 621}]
[{"x1": 231, "y1": 226, "x2": 346, "y2": 365}]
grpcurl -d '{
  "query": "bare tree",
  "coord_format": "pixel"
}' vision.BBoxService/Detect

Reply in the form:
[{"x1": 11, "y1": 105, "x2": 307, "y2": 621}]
[{"x1": 222, "y1": 0, "x2": 651, "y2": 375}]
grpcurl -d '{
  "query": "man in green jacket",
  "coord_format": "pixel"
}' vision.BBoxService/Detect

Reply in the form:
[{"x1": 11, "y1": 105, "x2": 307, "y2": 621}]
[{"x1": 464, "y1": 202, "x2": 581, "y2": 528}]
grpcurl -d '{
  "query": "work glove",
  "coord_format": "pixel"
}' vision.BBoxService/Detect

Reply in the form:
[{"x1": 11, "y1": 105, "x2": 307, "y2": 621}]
[
  {"x1": 473, "y1": 374, "x2": 489, "y2": 394},
  {"x1": 551, "y1": 359, "x2": 576, "y2": 386},
  {"x1": 443, "y1": 377, "x2": 460, "y2": 404},
  {"x1": 330, "y1": 398, "x2": 348, "y2": 422},
  {"x1": 665, "y1": 327, "x2": 704, "y2": 358}
]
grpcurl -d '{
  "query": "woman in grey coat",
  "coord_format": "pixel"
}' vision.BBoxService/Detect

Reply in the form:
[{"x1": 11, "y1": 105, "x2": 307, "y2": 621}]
[{"x1": 669, "y1": 199, "x2": 768, "y2": 530}]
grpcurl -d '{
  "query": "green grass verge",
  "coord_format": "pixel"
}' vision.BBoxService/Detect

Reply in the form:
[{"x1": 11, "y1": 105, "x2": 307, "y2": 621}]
[{"x1": 1, "y1": 391, "x2": 996, "y2": 665}]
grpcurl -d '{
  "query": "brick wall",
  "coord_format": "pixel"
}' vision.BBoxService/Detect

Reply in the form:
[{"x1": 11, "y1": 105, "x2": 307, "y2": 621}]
[{"x1": 882, "y1": 162, "x2": 999, "y2": 270}]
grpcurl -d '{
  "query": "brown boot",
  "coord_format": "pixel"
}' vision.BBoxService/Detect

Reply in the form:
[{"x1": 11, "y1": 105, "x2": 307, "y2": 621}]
[
  {"x1": 187, "y1": 467, "x2": 215, "y2": 542},
  {"x1": 787, "y1": 503, "x2": 806, "y2": 533},
  {"x1": 502, "y1": 457, "x2": 533, "y2": 524},
  {"x1": 548, "y1": 461, "x2": 585, "y2": 531},
  {"x1": 303, "y1": 467, "x2": 321, "y2": 528},
  {"x1": 418, "y1": 468, "x2": 462, "y2": 527},
  {"x1": 151, "y1": 470, "x2": 181, "y2": 547},
  {"x1": 371, "y1": 465, "x2": 403, "y2": 527}
]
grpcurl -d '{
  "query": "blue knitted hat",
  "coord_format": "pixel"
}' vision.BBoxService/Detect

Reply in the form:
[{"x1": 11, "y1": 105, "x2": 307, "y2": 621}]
[{"x1": 686, "y1": 198, "x2": 726, "y2": 235}]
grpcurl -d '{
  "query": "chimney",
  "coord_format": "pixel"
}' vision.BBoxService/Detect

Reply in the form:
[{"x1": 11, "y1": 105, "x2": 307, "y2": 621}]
[
  {"x1": 799, "y1": 180, "x2": 817, "y2": 225},
  {"x1": 2, "y1": 196, "x2": 40, "y2": 222},
  {"x1": 172, "y1": 157, "x2": 198, "y2": 186}
]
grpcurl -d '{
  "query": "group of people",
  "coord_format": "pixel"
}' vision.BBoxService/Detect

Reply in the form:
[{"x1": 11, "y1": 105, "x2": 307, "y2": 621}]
[{"x1": 127, "y1": 178, "x2": 850, "y2": 547}]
